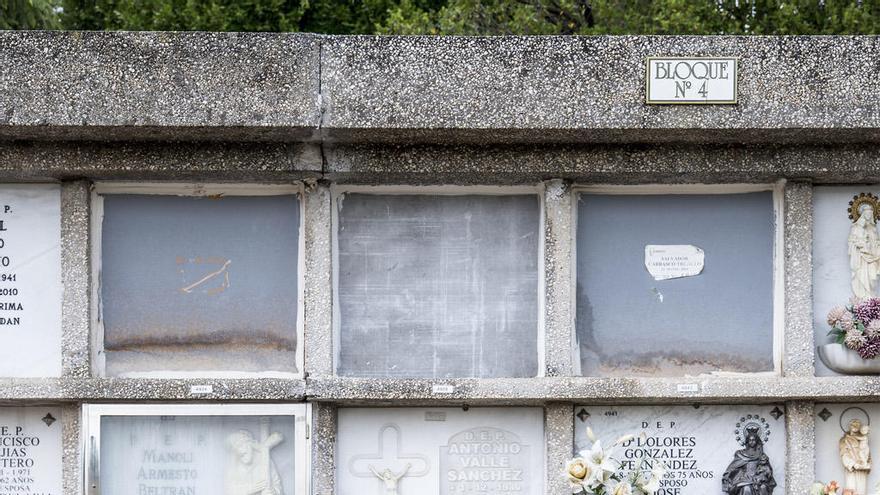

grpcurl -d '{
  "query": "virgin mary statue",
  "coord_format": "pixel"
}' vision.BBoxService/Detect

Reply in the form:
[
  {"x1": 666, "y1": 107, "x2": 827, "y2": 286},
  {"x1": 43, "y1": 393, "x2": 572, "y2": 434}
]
[
  {"x1": 721, "y1": 427, "x2": 776, "y2": 495},
  {"x1": 849, "y1": 195, "x2": 880, "y2": 300}
]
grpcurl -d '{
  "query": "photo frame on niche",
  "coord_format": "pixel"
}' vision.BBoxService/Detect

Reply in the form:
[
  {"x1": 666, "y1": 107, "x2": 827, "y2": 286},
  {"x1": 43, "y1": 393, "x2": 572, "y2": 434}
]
[
  {"x1": 82, "y1": 403, "x2": 311, "y2": 495},
  {"x1": 91, "y1": 183, "x2": 305, "y2": 378}
]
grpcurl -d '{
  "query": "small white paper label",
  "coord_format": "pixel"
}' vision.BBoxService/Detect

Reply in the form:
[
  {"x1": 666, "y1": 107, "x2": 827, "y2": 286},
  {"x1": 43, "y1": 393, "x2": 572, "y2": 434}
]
[
  {"x1": 645, "y1": 244, "x2": 705, "y2": 281},
  {"x1": 676, "y1": 383, "x2": 700, "y2": 393},
  {"x1": 189, "y1": 384, "x2": 213, "y2": 395},
  {"x1": 431, "y1": 384, "x2": 455, "y2": 394}
]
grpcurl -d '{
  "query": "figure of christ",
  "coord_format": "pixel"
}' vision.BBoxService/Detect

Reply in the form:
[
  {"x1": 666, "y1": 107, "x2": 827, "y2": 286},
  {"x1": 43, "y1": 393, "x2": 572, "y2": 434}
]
[{"x1": 369, "y1": 463, "x2": 412, "y2": 495}]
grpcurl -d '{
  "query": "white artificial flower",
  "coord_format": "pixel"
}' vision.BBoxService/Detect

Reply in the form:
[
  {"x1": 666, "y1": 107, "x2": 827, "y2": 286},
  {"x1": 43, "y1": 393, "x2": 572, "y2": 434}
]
[
  {"x1": 585, "y1": 439, "x2": 619, "y2": 477},
  {"x1": 608, "y1": 479, "x2": 634, "y2": 495}
]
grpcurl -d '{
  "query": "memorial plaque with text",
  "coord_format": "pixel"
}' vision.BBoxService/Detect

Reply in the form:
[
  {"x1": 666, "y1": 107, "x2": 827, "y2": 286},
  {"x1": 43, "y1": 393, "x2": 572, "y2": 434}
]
[
  {"x1": 0, "y1": 185, "x2": 61, "y2": 377},
  {"x1": 0, "y1": 407, "x2": 63, "y2": 495},
  {"x1": 337, "y1": 408, "x2": 544, "y2": 495},
  {"x1": 99, "y1": 415, "x2": 298, "y2": 495},
  {"x1": 575, "y1": 405, "x2": 786, "y2": 495}
]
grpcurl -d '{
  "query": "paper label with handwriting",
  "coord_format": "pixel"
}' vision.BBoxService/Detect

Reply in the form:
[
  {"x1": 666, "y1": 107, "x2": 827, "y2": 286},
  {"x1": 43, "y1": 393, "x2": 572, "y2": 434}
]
[{"x1": 645, "y1": 245, "x2": 704, "y2": 281}]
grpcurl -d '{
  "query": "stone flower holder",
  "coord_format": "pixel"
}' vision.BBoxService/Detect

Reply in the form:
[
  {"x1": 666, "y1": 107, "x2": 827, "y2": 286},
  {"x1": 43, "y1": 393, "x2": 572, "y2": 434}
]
[{"x1": 818, "y1": 343, "x2": 880, "y2": 374}]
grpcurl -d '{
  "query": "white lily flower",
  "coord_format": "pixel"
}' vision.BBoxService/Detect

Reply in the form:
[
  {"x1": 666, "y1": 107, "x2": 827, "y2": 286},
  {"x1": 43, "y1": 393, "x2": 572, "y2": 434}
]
[
  {"x1": 586, "y1": 426, "x2": 597, "y2": 443},
  {"x1": 608, "y1": 479, "x2": 634, "y2": 495}
]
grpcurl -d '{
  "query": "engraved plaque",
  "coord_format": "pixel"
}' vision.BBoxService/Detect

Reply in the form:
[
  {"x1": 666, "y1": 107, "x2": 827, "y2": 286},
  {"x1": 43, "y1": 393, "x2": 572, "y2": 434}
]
[
  {"x1": 0, "y1": 185, "x2": 61, "y2": 377},
  {"x1": 337, "y1": 408, "x2": 544, "y2": 495},
  {"x1": 0, "y1": 407, "x2": 63, "y2": 495}
]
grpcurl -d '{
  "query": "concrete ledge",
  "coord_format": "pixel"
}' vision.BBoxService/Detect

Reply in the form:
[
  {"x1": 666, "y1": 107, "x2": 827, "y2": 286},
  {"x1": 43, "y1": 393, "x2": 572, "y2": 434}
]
[
  {"x1": 322, "y1": 36, "x2": 880, "y2": 144},
  {"x1": 0, "y1": 376, "x2": 876, "y2": 403},
  {"x1": 0, "y1": 141, "x2": 322, "y2": 180},
  {"x1": 0, "y1": 31, "x2": 321, "y2": 141},
  {"x1": 3, "y1": 33, "x2": 880, "y2": 144}
]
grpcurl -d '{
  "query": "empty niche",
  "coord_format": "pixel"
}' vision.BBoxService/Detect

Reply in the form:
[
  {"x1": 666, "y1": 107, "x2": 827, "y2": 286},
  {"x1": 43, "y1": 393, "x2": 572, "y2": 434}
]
[
  {"x1": 575, "y1": 190, "x2": 776, "y2": 376},
  {"x1": 97, "y1": 187, "x2": 301, "y2": 376},
  {"x1": 335, "y1": 192, "x2": 540, "y2": 378}
]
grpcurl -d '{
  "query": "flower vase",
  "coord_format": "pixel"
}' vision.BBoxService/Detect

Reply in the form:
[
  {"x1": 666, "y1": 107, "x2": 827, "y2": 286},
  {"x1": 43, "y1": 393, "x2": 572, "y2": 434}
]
[{"x1": 818, "y1": 343, "x2": 880, "y2": 374}]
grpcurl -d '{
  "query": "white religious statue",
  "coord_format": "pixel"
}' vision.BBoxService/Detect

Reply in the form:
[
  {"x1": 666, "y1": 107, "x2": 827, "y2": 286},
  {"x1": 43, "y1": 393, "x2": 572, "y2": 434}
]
[
  {"x1": 369, "y1": 463, "x2": 411, "y2": 495},
  {"x1": 225, "y1": 418, "x2": 285, "y2": 495},
  {"x1": 848, "y1": 193, "x2": 880, "y2": 299},
  {"x1": 840, "y1": 418, "x2": 871, "y2": 495}
]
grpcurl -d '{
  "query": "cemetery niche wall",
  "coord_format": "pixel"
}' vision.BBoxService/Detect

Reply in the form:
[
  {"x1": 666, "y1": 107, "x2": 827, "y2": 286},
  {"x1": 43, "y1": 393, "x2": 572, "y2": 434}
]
[
  {"x1": 574, "y1": 186, "x2": 780, "y2": 377},
  {"x1": 5, "y1": 32, "x2": 880, "y2": 495},
  {"x1": 333, "y1": 187, "x2": 541, "y2": 379},
  {"x1": 92, "y1": 183, "x2": 304, "y2": 377}
]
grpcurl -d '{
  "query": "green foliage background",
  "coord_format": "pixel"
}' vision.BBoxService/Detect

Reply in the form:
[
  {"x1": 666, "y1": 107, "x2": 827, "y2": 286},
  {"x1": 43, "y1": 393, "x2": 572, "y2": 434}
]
[{"x1": 3, "y1": 0, "x2": 880, "y2": 34}]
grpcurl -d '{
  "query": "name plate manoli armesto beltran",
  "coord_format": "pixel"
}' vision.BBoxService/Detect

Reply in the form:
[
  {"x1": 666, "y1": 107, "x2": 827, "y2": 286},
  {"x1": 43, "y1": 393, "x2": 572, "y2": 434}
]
[{"x1": 646, "y1": 57, "x2": 738, "y2": 104}]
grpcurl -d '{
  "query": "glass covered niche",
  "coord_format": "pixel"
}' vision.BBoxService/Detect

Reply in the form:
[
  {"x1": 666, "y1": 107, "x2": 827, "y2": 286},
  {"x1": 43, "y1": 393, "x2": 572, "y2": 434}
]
[
  {"x1": 335, "y1": 191, "x2": 541, "y2": 378},
  {"x1": 575, "y1": 189, "x2": 777, "y2": 376},
  {"x1": 95, "y1": 184, "x2": 302, "y2": 376},
  {"x1": 83, "y1": 404, "x2": 309, "y2": 495}
]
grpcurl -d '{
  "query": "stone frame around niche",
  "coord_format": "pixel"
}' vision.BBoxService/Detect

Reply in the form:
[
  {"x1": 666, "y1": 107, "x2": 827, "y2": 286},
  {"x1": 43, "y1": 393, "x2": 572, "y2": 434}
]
[
  {"x1": 570, "y1": 183, "x2": 786, "y2": 377},
  {"x1": 89, "y1": 182, "x2": 306, "y2": 379},
  {"x1": 81, "y1": 403, "x2": 312, "y2": 495}
]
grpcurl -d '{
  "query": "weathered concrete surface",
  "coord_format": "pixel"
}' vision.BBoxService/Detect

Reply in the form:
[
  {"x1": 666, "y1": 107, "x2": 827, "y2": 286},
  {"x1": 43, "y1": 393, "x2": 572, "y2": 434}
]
[
  {"x1": 4, "y1": 33, "x2": 880, "y2": 144},
  {"x1": 320, "y1": 36, "x2": 880, "y2": 144},
  {"x1": 0, "y1": 31, "x2": 321, "y2": 141}
]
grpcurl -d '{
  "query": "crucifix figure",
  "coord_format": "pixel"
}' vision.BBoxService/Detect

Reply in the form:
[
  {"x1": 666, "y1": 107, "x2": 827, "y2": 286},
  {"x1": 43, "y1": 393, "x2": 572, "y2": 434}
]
[
  {"x1": 225, "y1": 417, "x2": 285, "y2": 495},
  {"x1": 369, "y1": 463, "x2": 411, "y2": 495},
  {"x1": 349, "y1": 424, "x2": 429, "y2": 495}
]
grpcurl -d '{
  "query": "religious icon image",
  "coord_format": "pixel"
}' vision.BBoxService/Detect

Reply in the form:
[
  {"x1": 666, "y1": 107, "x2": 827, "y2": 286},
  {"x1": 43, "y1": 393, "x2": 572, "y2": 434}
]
[
  {"x1": 839, "y1": 407, "x2": 872, "y2": 495},
  {"x1": 848, "y1": 193, "x2": 880, "y2": 300},
  {"x1": 722, "y1": 415, "x2": 777, "y2": 495},
  {"x1": 224, "y1": 418, "x2": 285, "y2": 495}
]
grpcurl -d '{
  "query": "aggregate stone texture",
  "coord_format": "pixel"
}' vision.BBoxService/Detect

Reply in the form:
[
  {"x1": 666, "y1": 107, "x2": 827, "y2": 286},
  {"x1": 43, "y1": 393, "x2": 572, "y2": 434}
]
[
  {"x1": 302, "y1": 184, "x2": 334, "y2": 377},
  {"x1": 0, "y1": 31, "x2": 321, "y2": 141},
  {"x1": 325, "y1": 143, "x2": 880, "y2": 184},
  {"x1": 61, "y1": 182, "x2": 90, "y2": 378},
  {"x1": 62, "y1": 404, "x2": 81, "y2": 495},
  {"x1": 785, "y1": 402, "x2": 815, "y2": 495},
  {"x1": 545, "y1": 404, "x2": 575, "y2": 495},
  {"x1": 320, "y1": 36, "x2": 880, "y2": 144},
  {"x1": 0, "y1": 141, "x2": 322, "y2": 181},
  {"x1": 784, "y1": 183, "x2": 815, "y2": 377},
  {"x1": 5, "y1": 34, "x2": 880, "y2": 143},
  {"x1": 311, "y1": 403, "x2": 337, "y2": 495},
  {"x1": 543, "y1": 180, "x2": 574, "y2": 377}
]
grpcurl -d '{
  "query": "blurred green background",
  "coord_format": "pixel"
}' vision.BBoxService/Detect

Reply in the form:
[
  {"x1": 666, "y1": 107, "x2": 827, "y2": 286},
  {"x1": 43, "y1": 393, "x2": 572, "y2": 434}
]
[{"x1": 3, "y1": 0, "x2": 880, "y2": 34}]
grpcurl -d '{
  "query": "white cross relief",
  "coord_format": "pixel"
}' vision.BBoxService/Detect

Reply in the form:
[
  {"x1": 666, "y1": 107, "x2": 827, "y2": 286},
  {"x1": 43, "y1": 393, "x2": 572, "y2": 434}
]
[{"x1": 349, "y1": 424, "x2": 430, "y2": 495}]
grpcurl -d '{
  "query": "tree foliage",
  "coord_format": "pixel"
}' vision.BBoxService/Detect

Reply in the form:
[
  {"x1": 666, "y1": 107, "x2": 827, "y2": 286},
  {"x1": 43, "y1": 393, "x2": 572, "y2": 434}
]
[
  {"x1": 4, "y1": 0, "x2": 880, "y2": 35},
  {"x1": 1, "y1": 0, "x2": 60, "y2": 29}
]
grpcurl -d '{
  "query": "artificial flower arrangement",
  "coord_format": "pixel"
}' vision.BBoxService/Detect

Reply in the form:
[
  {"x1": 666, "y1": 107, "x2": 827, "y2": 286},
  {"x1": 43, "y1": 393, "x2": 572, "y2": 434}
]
[
  {"x1": 564, "y1": 427, "x2": 666, "y2": 495},
  {"x1": 809, "y1": 481, "x2": 839, "y2": 495},
  {"x1": 827, "y1": 298, "x2": 880, "y2": 359}
]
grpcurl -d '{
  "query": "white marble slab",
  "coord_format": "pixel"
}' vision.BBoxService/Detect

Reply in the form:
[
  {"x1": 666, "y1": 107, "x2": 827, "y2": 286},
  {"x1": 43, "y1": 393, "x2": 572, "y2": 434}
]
[
  {"x1": 337, "y1": 407, "x2": 544, "y2": 495},
  {"x1": 575, "y1": 405, "x2": 786, "y2": 495},
  {"x1": 99, "y1": 415, "x2": 298, "y2": 495},
  {"x1": 0, "y1": 407, "x2": 63, "y2": 495},
  {"x1": 0, "y1": 185, "x2": 61, "y2": 377}
]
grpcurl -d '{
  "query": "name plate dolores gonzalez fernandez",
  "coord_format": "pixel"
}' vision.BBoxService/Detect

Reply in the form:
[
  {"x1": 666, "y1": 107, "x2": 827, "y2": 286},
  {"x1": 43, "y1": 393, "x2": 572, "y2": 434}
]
[{"x1": 646, "y1": 57, "x2": 738, "y2": 104}]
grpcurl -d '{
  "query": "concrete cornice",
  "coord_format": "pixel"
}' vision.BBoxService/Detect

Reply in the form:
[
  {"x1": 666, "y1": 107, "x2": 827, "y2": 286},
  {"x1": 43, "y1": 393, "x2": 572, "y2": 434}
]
[{"x1": 3, "y1": 32, "x2": 880, "y2": 144}]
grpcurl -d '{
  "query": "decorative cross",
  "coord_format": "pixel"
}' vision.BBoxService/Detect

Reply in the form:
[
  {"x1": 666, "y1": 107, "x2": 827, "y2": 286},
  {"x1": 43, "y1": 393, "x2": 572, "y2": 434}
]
[{"x1": 349, "y1": 424, "x2": 430, "y2": 495}]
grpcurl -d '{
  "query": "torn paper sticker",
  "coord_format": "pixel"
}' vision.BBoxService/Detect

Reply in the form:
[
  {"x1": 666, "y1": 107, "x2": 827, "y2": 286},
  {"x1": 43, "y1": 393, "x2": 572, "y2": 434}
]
[{"x1": 644, "y1": 244, "x2": 705, "y2": 281}]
